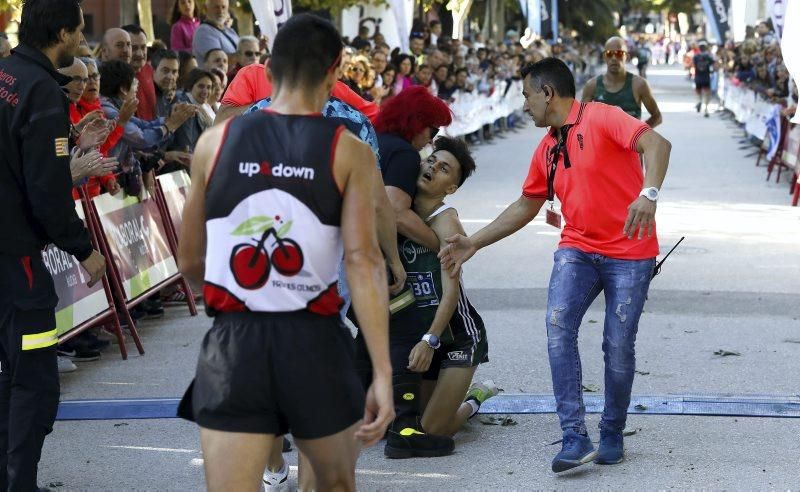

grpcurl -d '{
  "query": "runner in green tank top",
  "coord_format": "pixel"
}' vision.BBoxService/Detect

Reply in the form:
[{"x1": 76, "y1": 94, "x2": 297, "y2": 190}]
[
  {"x1": 581, "y1": 36, "x2": 663, "y2": 128},
  {"x1": 397, "y1": 136, "x2": 498, "y2": 442}
]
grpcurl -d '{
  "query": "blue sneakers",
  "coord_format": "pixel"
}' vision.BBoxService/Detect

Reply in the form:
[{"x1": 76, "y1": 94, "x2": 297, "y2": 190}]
[
  {"x1": 595, "y1": 429, "x2": 624, "y2": 465},
  {"x1": 551, "y1": 429, "x2": 598, "y2": 473}
]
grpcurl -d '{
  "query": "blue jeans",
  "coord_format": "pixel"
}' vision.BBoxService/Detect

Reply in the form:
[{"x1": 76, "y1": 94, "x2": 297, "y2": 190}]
[{"x1": 546, "y1": 248, "x2": 655, "y2": 435}]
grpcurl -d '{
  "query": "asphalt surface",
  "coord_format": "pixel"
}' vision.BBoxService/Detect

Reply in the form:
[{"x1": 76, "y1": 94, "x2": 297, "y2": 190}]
[{"x1": 40, "y1": 64, "x2": 800, "y2": 490}]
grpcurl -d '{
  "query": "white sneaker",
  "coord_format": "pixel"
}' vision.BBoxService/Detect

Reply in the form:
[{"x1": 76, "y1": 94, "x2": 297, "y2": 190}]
[
  {"x1": 262, "y1": 461, "x2": 288, "y2": 489},
  {"x1": 57, "y1": 356, "x2": 77, "y2": 373}
]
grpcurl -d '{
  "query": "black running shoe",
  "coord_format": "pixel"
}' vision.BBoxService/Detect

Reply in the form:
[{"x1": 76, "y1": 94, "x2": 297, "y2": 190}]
[
  {"x1": 384, "y1": 427, "x2": 454, "y2": 459},
  {"x1": 57, "y1": 346, "x2": 101, "y2": 362},
  {"x1": 143, "y1": 299, "x2": 165, "y2": 319},
  {"x1": 81, "y1": 331, "x2": 111, "y2": 351}
]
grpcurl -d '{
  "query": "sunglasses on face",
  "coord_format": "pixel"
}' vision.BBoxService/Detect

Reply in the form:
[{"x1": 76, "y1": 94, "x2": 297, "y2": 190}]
[
  {"x1": 243, "y1": 50, "x2": 259, "y2": 57},
  {"x1": 604, "y1": 49, "x2": 627, "y2": 60},
  {"x1": 350, "y1": 66, "x2": 365, "y2": 73}
]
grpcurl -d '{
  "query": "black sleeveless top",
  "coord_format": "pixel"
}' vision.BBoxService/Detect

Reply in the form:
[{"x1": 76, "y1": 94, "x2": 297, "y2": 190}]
[{"x1": 203, "y1": 110, "x2": 346, "y2": 316}]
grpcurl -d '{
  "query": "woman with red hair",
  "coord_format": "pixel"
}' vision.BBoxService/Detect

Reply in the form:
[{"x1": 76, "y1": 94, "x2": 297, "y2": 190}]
[{"x1": 355, "y1": 86, "x2": 458, "y2": 459}]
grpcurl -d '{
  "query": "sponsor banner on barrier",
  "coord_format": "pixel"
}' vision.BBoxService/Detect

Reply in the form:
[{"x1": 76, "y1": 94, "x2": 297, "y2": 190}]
[
  {"x1": 94, "y1": 192, "x2": 178, "y2": 301},
  {"x1": 783, "y1": 126, "x2": 800, "y2": 170},
  {"x1": 41, "y1": 201, "x2": 108, "y2": 336},
  {"x1": 723, "y1": 78, "x2": 783, "y2": 145},
  {"x1": 157, "y1": 170, "x2": 191, "y2": 237}
]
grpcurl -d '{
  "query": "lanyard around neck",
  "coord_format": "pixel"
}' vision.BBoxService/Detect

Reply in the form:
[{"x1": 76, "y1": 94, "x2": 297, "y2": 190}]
[{"x1": 546, "y1": 124, "x2": 573, "y2": 203}]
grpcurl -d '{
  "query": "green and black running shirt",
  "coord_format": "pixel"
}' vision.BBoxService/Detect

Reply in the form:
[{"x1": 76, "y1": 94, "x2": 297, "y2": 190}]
[{"x1": 399, "y1": 205, "x2": 485, "y2": 345}]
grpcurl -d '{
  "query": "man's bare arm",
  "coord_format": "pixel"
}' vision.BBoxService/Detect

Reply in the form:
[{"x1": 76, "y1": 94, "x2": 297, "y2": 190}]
[
  {"x1": 178, "y1": 123, "x2": 226, "y2": 287},
  {"x1": 471, "y1": 196, "x2": 545, "y2": 250},
  {"x1": 385, "y1": 186, "x2": 439, "y2": 251},
  {"x1": 623, "y1": 129, "x2": 671, "y2": 239},
  {"x1": 637, "y1": 78, "x2": 663, "y2": 128},
  {"x1": 580, "y1": 77, "x2": 597, "y2": 103},
  {"x1": 213, "y1": 104, "x2": 248, "y2": 126},
  {"x1": 335, "y1": 133, "x2": 392, "y2": 378},
  {"x1": 407, "y1": 209, "x2": 463, "y2": 373},
  {"x1": 373, "y1": 172, "x2": 406, "y2": 294},
  {"x1": 637, "y1": 130, "x2": 671, "y2": 189},
  {"x1": 439, "y1": 196, "x2": 545, "y2": 277}
]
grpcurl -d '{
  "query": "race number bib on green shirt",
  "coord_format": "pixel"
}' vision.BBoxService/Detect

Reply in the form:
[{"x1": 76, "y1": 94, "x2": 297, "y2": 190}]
[{"x1": 407, "y1": 271, "x2": 440, "y2": 308}]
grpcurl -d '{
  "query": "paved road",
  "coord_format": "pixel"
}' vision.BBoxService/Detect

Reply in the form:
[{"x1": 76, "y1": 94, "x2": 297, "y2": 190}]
[{"x1": 40, "y1": 65, "x2": 800, "y2": 490}]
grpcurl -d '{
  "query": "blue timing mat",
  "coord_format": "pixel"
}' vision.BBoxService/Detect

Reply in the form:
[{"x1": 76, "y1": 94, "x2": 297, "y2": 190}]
[
  {"x1": 479, "y1": 393, "x2": 800, "y2": 418},
  {"x1": 55, "y1": 394, "x2": 800, "y2": 421}
]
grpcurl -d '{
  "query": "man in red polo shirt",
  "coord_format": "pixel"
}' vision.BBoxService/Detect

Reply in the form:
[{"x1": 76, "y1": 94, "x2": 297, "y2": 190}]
[
  {"x1": 122, "y1": 25, "x2": 157, "y2": 120},
  {"x1": 214, "y1": 62, "x2": 379, "y2": 124},
  {"x1": 440, "y1": 58, "x2": 672, "y2": 473}
]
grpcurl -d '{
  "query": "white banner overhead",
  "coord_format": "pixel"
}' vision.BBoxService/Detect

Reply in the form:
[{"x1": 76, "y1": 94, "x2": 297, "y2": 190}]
[
  {"x1": 341, "y1": 1, "x2": 413, "y2": 52},
  {"x1": 768, "y1": 0, "x2": 786, "y2": 39},
  {"x1": 251, "y1": 0, "x2": 293, "y2": 50}
]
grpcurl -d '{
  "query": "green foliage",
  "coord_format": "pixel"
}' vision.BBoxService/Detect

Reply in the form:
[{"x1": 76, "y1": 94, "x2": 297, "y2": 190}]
[
  {"x1": 292, "y1": 0, "x2": 385, "y2": 11},
  {"x1": 0, "y1": 0, "x2": 21, "y2": 15},
  {"x1": 558, "y1": 0, "x2": 619, "y2": 42},
  {"x1": 649, "y1": 0, "x2": 699, "y2": 15}
]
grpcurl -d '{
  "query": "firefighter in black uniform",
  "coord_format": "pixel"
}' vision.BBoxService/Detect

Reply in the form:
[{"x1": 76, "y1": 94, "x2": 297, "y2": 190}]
[{"x1": 0, "y1": 1, "x2": 106, "y2": 489}]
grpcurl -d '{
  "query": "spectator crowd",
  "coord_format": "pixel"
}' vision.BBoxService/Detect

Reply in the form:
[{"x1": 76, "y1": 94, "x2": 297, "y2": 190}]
[
  {"x1": 712, "y1": 20, "x2": 797, "y2": 117},
  {"x1": 0, "y1": 0, "x2": 612, "y2": 371}
]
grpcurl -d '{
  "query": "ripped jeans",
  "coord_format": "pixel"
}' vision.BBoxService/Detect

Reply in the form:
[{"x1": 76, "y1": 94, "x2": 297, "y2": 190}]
[{"x1": 546, "y1": 248, "x2": 655, "y2": 435}]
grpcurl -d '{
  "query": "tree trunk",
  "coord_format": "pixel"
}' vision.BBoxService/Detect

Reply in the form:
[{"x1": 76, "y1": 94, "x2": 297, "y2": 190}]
[
  {"x1": 230, "y1": 5, "x2": 254, "y2": 36},
  {"x1": 448, "y1": 0, "x2": 474, "y2": 40},
  {"x1": 495, "y1": 0, "x2": 505, "y2": 41},
  {"x1": 481, "y1": 0, "x2": 492, "y2": 40},
  {"x1": 137, "y1": 0, "x2": 154, "y2": 43}
]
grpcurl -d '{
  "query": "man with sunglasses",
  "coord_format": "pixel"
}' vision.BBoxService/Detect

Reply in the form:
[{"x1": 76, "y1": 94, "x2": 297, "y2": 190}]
[
  {"x1": 228, "y1": 35, "x2": 261, "y2": 81},
  {"x1": 440, "y1": 57, "x2": 673, "y2": 473},
  {"x1": 581, "y1": 37, "x2": 662, "y2": 129}
]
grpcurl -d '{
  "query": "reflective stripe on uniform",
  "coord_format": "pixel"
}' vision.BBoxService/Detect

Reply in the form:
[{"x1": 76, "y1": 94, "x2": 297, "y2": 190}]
[{"x1": 21, "y1": 328, "x2": 58, "y2": 351}]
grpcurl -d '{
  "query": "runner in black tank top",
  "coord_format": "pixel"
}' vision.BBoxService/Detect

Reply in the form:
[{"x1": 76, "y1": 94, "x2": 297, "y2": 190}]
[{"x1": 176, "y1": 15, "x2": 393, "y2": 491}]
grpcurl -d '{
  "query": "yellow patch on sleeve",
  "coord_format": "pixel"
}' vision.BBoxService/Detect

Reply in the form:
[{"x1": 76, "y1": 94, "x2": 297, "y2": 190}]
[{"x1": 54, "y1": 138, "x2": 69, "y2": 157}]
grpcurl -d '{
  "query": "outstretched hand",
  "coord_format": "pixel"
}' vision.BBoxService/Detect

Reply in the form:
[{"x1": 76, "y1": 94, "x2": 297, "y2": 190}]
[
  {"x1": 437, "y1": 234, "x2": 476, "y2": 278},
  {"x1": 78, "y1": 118, "x2": 112, "y2": 151}
]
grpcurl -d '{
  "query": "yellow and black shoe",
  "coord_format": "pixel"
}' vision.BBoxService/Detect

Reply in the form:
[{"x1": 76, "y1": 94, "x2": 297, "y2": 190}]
[{"x1": 384, "y1": 424, "x2": 455, "y2": 459}]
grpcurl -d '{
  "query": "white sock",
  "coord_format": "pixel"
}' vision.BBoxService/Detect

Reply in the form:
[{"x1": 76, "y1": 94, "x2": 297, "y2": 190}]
[{"x1": 466, "y1": 399, "x2": 480, "y2": 418}]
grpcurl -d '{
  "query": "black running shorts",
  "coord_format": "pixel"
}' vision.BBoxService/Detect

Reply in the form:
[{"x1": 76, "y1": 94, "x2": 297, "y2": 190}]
[
  {"x1": 178, "y1": 311, "x2": 365, "y2": 439},
  {"x1": 422, "y1": 329, "x2": 489, "y2": 381}
]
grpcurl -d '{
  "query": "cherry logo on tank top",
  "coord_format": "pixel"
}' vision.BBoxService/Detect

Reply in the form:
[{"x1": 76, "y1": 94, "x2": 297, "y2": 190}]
[
  {"x1": 229, "y1": 214, "x2": 305, "y2": 289},
  {"x1": 203, "y1": 112, "x2": 345, "y2": 315}
]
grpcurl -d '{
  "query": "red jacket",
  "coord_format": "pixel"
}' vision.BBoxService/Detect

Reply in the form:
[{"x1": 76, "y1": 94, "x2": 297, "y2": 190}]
[{"x1": 70, "y1": 99, "x2": 124, "y2": 199}]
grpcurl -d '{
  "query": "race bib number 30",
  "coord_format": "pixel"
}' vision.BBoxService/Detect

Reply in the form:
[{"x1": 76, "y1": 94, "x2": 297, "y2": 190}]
[{"x1": 408, "y1": 271, "x2": 439, "y2": 308}]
